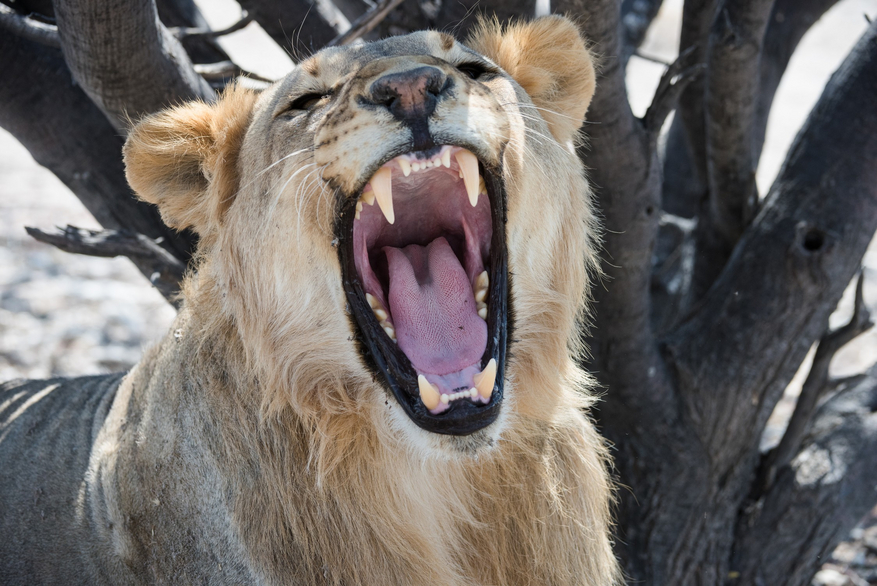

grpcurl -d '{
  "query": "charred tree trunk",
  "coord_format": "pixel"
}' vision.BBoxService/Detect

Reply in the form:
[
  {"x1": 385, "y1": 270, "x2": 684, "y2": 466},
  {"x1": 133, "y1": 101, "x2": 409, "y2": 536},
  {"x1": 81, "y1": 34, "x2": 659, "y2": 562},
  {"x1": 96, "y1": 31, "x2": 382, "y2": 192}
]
[{"x1": 1, "y1": 0, "x2": 876, "y2": 584}]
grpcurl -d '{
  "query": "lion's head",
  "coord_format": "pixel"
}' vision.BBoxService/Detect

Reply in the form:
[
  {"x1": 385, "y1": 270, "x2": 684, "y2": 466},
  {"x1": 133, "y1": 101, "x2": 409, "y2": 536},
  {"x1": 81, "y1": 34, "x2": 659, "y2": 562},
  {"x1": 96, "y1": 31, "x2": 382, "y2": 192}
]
[{"x1": 124, "y1": 16, "x2": 598, "y2": 459}]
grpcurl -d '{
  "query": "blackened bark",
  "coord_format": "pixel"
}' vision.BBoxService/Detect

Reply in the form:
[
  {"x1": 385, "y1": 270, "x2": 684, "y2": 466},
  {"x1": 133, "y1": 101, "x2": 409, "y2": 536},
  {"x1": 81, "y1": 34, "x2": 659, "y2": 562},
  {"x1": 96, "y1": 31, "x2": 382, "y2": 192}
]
[
  {"x1": 653, "y1": 20, "x2": 877, "y2": 584},
  {"x1": 0, "y1": 32, "x2": 195, "y2": 300},
  {"x1": 621, "y1": 0, "x2": 666, "y2": 65},
  {"x1": 435, "y1": 0, "x2": 537, "y2": 38},
  {"x1": 155, "y1": 0, "x2": 231, "y2": 64},
  {"x1": 689, "y1": 0, "x2": 774, "y2": 298},
  {"x1": 52, "y1": 0, "x2": 214, "y2": 131},
  {"x1": 753, "y1": 0, "x2": 842, "y2": 163},
  {"x1": 732, "y1": 364, "x2": 877, "y2": 585},
  {"x1": 235, "y1": 0, "x2": 341, "y2": 59}
]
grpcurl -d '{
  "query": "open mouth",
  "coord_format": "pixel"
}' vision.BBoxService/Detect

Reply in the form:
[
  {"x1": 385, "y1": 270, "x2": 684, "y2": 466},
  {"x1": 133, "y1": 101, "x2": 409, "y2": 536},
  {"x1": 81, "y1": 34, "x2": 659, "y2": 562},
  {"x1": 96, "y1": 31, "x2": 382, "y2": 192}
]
[{"x1": 337, "y1": 145, "x2": 508, "y2": 435}]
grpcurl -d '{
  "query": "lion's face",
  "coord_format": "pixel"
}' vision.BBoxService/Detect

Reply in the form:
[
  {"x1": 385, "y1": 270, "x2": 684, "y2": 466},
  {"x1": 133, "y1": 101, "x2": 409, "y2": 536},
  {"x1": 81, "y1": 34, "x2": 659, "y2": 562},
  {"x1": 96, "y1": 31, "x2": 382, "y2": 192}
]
[{"x1": 124, "y1": 17, "x2": 597, "y2": 455}]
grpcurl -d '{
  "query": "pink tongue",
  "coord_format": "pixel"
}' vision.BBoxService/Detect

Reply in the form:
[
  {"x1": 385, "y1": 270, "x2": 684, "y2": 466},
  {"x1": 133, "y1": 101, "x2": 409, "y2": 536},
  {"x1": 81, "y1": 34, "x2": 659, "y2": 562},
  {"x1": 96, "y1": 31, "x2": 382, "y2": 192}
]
[{"x1": 384, "y1": 237, "x2": 486, "y2": 375}]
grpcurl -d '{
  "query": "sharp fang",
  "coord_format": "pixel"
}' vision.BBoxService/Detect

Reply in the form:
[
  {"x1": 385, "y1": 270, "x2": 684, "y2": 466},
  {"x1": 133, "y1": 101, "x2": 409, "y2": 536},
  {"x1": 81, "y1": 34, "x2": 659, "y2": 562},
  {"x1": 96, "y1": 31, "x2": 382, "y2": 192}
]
[
  {"x1": 418, "y1": 375, "x2": 440, "y2": 410},
  {"x1": 398, "y1": 158, "x2": 411, "y2": 177},
  {"x1": 442, "y1": 149, "x2": 451, "y2": 168},
  {"x1": 371, "y1": 167, "x2": 394, "y2": 224},
  {"x1": 473, "y1": 358, "x2": 497, "y2": 400},
  {"x1": 455, "y1": 150, "x2": 480, "y2": 207}
]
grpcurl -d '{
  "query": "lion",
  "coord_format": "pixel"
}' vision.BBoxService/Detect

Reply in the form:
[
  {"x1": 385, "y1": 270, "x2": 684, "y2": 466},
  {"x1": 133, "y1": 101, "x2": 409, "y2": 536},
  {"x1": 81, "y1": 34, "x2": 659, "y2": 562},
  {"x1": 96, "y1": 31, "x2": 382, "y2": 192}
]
[{"x1": 0, "y1": 15, "x2": 620, "y2": 585}]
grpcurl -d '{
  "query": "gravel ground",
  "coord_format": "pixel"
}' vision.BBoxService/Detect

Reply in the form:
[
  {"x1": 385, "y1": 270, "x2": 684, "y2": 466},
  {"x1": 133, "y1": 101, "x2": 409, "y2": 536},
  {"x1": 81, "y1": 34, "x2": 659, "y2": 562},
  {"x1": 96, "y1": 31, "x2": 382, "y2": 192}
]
[{"x1": 1, "y1": 0, "x2": 875, "y2": 583}]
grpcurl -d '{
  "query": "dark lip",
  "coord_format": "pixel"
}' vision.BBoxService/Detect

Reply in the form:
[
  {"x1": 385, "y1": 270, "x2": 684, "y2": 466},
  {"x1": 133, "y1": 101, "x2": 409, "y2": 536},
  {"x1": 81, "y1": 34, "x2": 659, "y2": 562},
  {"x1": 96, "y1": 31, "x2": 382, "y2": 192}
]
[{"x1": 336, "y1": 148, "x2": 509, "y2": 436}]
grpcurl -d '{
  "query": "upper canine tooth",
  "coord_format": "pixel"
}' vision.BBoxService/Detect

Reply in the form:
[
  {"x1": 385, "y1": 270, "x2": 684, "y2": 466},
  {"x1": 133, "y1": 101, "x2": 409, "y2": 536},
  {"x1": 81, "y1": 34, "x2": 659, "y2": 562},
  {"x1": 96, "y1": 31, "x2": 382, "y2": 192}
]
[
  {"x1": 455, "y1": 150, "x2": 479, "y2": 207},
  {"x1": 442, "y1": 149, "x2": 451, "y2": 168},
  {"x1": 418, "y1": 375, "x2": 440, "y2": 410},
  {"x1": 371, "y1": 167, "x2": 394, "y2": 224},
  {"x1": 398, "y1": 158, "x2": 411, "y2": 177},
  {"x1": 473, "y1": 358, "x2": 497, "y2": 400}
]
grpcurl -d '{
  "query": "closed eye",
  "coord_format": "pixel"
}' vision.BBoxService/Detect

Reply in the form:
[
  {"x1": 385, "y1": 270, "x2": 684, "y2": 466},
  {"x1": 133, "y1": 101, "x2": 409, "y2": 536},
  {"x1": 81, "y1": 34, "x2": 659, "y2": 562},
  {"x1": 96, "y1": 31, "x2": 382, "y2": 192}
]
[
  {"x1": 289, "y1": 91, "x2": 332, "y2": 112},
  {"x1": 456, "y1": 61, "x2": 492, "y2": 80}
]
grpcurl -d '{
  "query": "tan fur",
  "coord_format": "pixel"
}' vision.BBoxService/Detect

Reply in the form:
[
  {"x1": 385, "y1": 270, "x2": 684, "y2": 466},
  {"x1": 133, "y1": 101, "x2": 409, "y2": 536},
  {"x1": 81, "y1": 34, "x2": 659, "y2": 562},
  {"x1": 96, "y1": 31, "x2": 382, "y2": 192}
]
[
  {"x1": 467, "y1": 16, "x2": 597, "y2": 145},
  {"x1": 112, "y1": 17, "x2": 619, "y2": 585}
]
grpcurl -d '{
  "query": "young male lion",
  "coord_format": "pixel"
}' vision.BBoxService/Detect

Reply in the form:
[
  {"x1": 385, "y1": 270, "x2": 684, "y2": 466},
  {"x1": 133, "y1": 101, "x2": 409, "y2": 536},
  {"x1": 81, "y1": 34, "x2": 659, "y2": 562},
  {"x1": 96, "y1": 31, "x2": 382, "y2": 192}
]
[{"x1": 0, "y1": 16, "x2": 620, "y2": 585}]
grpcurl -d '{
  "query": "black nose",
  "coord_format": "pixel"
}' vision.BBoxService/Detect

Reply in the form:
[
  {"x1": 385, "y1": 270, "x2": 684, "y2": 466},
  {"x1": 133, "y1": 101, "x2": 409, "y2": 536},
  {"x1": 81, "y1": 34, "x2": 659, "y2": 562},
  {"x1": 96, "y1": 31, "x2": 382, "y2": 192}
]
[{"x1": 369, "y1": 66, "x2": 449, "y2": 122}]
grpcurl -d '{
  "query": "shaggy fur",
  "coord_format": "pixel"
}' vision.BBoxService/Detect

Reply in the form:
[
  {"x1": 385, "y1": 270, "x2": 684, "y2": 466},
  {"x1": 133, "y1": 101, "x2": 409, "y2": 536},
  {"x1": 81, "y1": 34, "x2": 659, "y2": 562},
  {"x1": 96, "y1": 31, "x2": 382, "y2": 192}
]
[{"x1": 0, "y1": 16, "x2": 620, "y2": 585}]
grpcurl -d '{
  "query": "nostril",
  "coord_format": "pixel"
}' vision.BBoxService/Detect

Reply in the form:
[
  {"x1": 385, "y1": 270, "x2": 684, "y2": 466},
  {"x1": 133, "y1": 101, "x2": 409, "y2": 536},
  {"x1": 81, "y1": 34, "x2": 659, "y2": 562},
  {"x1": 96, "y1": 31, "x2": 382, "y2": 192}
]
[{"x1": 369, "y1": 66, "x2": 448, "y2": 120}]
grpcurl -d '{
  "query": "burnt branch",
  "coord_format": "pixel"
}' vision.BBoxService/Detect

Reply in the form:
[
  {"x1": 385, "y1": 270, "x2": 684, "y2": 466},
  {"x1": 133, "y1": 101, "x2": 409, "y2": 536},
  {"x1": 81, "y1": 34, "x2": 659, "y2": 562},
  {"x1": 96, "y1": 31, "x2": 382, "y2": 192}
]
[
  {"x1": 0, "y1": 31, "x2": 194, "y2": 299},
  {"x1": 435, "y1": 0, "x2": 537, "y2": 38},
  {"x1": 754, "y1": 0, "x2": 842, "y2": 162},
  {"x1": 193, "y1": 61, "x2": 274, "y2": 84},
  {"x1": 0, "y1": 3, "x2": 59, "y2": 48},
  {"x1": 699, "y1": 0, "x2": 775, "y2": 283},
  {"x1": 53, "y1": 0, "x2": 214, "y2": 132},
  {"x1": 236, "y1": 0, "x2": 342, "y2": 59},
  {"x1": 661, "y1": 0, "x2": 719, "y2": 218},
  {"x1": 664, "y1": 20, "x2": 877, "y2": 470},
  {"x1": 326, "y1": 0, "x2": 407, "y2": 47},
  {"x1": 733, "y1": 364, "x2": 877, "y2": 585},
  {"x1": 169, "y1": 10, "x2": 253, "y2": 40},
  {"x1": 621, "y1": 0, "x2": 666, "y2": 66},
  {"x1": 25, "y1": 226, "x2": 186, "y2": 304},
  {"x1": 756, "y1": 273, "x2": 874, "y2": 494},
  {"x1": 554, "y1": 0, "x2": 676, "y2": 429},
  {"x1": 643, "y1": 46, "x2": 705, "y2": 148}
]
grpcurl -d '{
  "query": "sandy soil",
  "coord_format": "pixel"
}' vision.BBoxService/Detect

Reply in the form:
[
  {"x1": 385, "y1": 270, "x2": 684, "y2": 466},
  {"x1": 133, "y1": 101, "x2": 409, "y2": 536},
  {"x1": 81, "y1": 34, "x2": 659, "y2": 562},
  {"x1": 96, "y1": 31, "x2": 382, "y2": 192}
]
[{"x1": 1, "y1": 1, "x2": 875, "y2": 582}]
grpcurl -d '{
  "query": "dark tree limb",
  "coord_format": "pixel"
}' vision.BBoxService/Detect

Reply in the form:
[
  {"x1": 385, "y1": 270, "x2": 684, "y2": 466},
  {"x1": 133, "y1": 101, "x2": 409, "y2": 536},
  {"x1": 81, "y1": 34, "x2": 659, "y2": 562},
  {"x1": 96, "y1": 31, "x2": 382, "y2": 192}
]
[
  {"x1": 643, "y1": 46, "x2": 705, "y2": 149},
  {"x1": 0, "y1": 3, "x2": 59, "y2": 47},
  {"x1": 754, "y1": 0, "x2": 843, "y2": 163},
  {"x1": 732, "y1": 364, "x2": 877, "y2": 585},
  {"x1": 665, "y1": 18, "x2": 877, "y2": 478},
  {"x1": 553, "y1": 0, "x2": 675, "y2": 419},
  {"x1": 326, "y1": 0, "x2": 407, "y2": 47},
  {"x1": 169, "y1": 10, "x2": 253, "y2": 40},
  {"x1": 0, "y1": 31, "x2": 194, "y2": 300},
  {"x1": 435, "y1": 0, "x2": 537, "y2": 38},
  {"x1": 52, "y1": 0, "x2": 214, "y2": 132},
  {"x1": 193, "y1": 61, "x2": 274, "y2": 84},
  {"x1": 661, "y1": 0, "x2": 719, "y2": 218},
  {"x1": 621, "y1": 0, "x2": 666, "y2": 66},
  {"x1": 26, "y1": 226, "x2": 186, "y2": 305},
  {"x1": 756, "y1": 273, "x2": 873, "y2": 495},
  {"x1": 691, "y1": 0, "x2": 775, "y2": 297},
  {"x1": 236, "y1": 0, "x2": 342, "y2": 59},
  {"x1": 154, "y1": 0, "x2": 231, "y2": 64}
]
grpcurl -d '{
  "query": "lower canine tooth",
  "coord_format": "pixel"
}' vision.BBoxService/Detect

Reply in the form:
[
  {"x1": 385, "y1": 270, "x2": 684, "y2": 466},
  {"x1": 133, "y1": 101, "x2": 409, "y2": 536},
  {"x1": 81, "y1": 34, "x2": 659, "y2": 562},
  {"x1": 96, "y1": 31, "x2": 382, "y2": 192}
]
[
  {"x1": 418, "y1": 375, "x2": 440, "y2": 410},
  {"x1": 473, "y1": 358, "x2": 497, "y2": 400}
]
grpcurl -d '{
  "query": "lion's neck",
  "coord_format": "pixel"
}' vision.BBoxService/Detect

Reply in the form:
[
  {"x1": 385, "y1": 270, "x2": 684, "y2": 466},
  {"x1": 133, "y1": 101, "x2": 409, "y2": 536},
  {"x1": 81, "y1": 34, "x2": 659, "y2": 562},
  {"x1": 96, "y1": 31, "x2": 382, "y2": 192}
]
[{"x1": 124, "y1": 300, "x2": 616, "y2": 585}]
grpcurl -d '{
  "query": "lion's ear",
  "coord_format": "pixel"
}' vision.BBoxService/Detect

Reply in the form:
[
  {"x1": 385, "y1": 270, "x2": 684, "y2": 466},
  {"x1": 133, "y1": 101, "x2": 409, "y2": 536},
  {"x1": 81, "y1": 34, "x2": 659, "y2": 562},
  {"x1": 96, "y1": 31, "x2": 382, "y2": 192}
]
[
  {"x1": 467, "y1": 15, "x2": 596, "y2": 144},
  {"x1": 124, "y1": 85, "x2": 257, "y2": 234}
]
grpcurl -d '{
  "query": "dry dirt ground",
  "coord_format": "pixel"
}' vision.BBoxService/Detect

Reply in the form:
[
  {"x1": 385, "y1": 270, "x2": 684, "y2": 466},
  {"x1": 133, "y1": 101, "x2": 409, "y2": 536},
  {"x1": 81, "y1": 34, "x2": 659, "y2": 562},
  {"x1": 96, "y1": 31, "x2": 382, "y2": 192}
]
[{"x1": 1, "y1": 1, "x2": 875, "y2": 583}]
